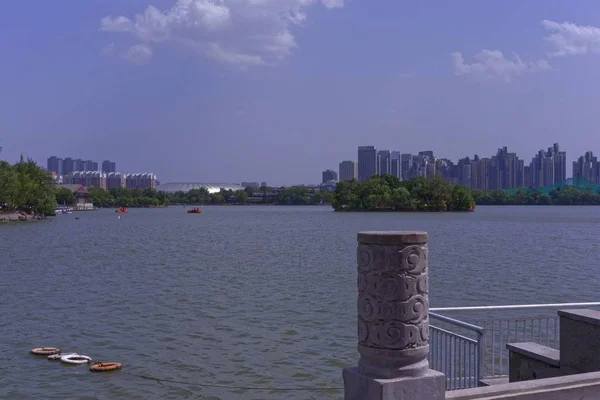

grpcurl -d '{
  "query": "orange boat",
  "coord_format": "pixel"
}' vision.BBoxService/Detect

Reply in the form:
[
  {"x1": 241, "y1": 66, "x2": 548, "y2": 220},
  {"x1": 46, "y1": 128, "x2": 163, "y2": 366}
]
[
  {"x1": 187, "y1": 208, "x2": 202, "y2": 214},
  {"x1": 116, "y1": 207, "x2": 128, "y2": 214}
]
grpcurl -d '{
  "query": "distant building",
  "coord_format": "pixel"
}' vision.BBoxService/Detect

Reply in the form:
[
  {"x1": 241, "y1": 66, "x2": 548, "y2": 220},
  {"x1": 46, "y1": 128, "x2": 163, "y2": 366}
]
[
  {"x1": 82, "y1": 160, "x2": 98, "y2": 172},
  {"x1": 47, "y1": 156, "x2": 61, "y2": 175},
  {"x1": 390, "y1": 152, "x2": 401, "y2": 179},
  {"x1": 400, "y1": 154, "x2": 412, "y2": 180},
  {"x1": 338, "y1": 160, "x2": 358, "y2": 181},
  {"x1": 62, "y1": 158, "x2": 74, "y2": 175},
  {"x1": 377, "y1": 150, "x2": 391, "y2": 176},
  {"x1": 529, "y1": 143, "x2": 567, "y2": 188},
  {"x1": 67, "y1": 171, "x2": 107, "y2": 189},
  {"x1": 241, "y1": 181, "x2": 260, "y2": 190},
  {"x1": 57, "y1": 184, "x2": 92, "y2": 206},
  {"x1": 106, "y1": 172, "x2": 124, "y2": 190},
  {"x1": 260, "y1": 182, "x2": 267, "y2": 188},
  {"x1": 322, "y1": 169, "x2": 338, "y2": 183},
  {"x1": 102, "y1": 160, "x2": 116, "y2": 173},
  {"x1": 358, "y1": 146, "x2": 377, "y2": 182},
  {"x1": 573, "y1": 151, "x2": 600, "y2": 184},
  {"x1": 125, "y1": 173, "x2": 157, "y2": 190}
]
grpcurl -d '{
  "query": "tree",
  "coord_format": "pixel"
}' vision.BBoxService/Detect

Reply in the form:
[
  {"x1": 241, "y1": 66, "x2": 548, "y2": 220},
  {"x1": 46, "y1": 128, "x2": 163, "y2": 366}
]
[
  {"x1": 235, "y1": 190, "x2": 248, "y2": 204},
  {"x1": 55, "y1": 187, "x2": 76, "y2": 206},
  {"x1": 0, "y1": 161, "x2": 18, "y2": 211}
]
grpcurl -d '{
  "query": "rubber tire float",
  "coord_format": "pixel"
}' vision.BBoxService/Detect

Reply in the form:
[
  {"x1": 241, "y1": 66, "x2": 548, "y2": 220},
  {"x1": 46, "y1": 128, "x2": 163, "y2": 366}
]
[
  {"x1": 31, "y1": 348, "x2": 61, "y2": 356},
  {"x1": 60, "y1": 354, "x2": 92, "y2": 364},
  {"x1": 48, "y1": 353, "x2": 78, "y2": 361},
  {"x1": 90, "y1": 362, "x2": 122, "y2": 372}
]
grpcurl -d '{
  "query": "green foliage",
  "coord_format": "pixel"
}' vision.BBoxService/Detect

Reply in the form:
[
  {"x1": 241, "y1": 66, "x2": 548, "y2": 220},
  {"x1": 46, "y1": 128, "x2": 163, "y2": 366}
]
[
  {"x1": 0, "y1": 156, "x2": 56, "y2": 215},
  {"x1": 332, "y1": 175, "x2": 475, "y2": 212},
  {"x1": 55, "y1": 187, "x2": 76, "y2": 206},
  {"x1": 89, "y1": 187, "x2": 168, "y2": 208},
  {"x1": 473, "y1": 186, "x2": 600, "y2": 206}
]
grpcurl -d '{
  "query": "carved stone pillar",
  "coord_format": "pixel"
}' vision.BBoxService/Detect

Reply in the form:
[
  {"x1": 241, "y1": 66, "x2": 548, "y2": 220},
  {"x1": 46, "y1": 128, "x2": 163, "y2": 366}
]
[{"x1": 343, "y1": 231, "x2": 445, "y2": 400}]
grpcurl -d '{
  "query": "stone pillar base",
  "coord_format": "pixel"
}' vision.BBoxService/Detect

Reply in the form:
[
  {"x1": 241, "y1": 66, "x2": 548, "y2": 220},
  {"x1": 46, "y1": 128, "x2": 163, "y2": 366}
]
[{"x1": 343, "y1": 367, "x2": 445, "y2": 400}]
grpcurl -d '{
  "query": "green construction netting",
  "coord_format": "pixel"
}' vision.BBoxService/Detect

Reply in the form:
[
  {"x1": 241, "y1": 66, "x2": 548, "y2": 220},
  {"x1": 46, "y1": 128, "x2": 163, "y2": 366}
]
[{"x1": 504, "y1": 177, "x2": 600, "y2": 195}]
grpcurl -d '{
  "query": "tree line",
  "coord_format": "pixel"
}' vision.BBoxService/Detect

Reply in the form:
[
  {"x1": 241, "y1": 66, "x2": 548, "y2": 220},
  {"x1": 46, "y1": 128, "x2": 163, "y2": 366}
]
[
  {"x1": 472, "y1": 187, "x2": 600, "y2": 205},
  {"x1": 332, "y1": 175, "x2": 476, "y2": 212}
]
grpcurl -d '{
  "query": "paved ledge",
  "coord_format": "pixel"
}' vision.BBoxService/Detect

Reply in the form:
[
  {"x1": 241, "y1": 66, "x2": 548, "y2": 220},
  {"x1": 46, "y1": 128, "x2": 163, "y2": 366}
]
[
  {"x1": 446, "y1": 370, "x2": 600, "y2": 400},
  {"x1": 558, "y1": 309, "x2": 600, "y2": 327},
  {"x1": 507, "y1": 342, "x2": 560, "y2": 367}
]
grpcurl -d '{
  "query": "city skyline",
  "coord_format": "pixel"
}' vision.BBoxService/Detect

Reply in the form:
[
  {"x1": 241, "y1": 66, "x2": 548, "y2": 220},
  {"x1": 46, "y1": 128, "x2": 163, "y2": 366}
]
[
  {"x1": 327, "y1": 143, "x2": 600, "y2": 190},
  {"x1": 3, "y1": 2, "x2": 600, "y2": 185}
]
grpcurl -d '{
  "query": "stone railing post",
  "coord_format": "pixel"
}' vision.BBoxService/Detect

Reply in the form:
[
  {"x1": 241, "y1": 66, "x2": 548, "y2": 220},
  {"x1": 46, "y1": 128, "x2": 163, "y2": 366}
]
[{"x1": 343, "y1": 231, "x2": 445, "y2": 400}]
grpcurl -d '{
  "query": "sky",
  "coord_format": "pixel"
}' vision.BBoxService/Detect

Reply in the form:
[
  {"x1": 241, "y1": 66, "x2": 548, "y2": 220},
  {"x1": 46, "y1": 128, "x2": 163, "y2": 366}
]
[{"x1": 2, "y1": 1, "x2": 600, "y2": 185}]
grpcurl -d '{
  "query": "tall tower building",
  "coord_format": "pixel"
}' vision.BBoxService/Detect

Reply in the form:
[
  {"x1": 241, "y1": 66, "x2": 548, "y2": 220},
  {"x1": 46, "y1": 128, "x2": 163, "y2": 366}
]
[
  {"x1": 47, "y1": 156, "x2": 62, "y2": 175},
  {"x1": 322, "y1": 169, "x2": 338, "y2": 183},
  {"x1": 377, "y1": 150, "x2": 391, "y2": 176},
  {"x1": 102, "y1": 160, "x2": 117, "y2": 173},
  {"x1": 358, "y1": 146, "x2": 377, "y2": 182},
  {"x1": 339, "y1": 161, "x2": 358, "y2": 181}
]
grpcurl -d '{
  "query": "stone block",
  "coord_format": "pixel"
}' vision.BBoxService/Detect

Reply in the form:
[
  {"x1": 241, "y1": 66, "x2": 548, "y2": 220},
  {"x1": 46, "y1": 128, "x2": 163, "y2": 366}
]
[
  {"x1": 507, "y1": 342, "x2": 561, "y2": 382},
  {"x1": 343, "y1": 367, "x2": 445, "y2": 400},
  {"x1": 559, "y1": 309, "x2": 600, "y2": 374}
]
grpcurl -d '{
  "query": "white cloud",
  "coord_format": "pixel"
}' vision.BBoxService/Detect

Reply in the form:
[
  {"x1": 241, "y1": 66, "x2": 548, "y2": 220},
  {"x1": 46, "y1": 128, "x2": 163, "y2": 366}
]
[
  {"x1": 451, "y1": 50, "x2": 550, "y2": 82},
  {"x1": 121, "y1": 44, "x2": 154, "y2": 65},
  {"x1": 542, "y1": 20, "x2": 600, "y2": 57},
  {"x1": 100, "y1": 0, "x2": 343, "y2": 67}
]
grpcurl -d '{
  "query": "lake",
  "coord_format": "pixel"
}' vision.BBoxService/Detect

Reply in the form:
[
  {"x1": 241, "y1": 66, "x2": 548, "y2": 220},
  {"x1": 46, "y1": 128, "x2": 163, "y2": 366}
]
[{"x1": 1, "y1": 205, "x2": 599, "y2": 399}]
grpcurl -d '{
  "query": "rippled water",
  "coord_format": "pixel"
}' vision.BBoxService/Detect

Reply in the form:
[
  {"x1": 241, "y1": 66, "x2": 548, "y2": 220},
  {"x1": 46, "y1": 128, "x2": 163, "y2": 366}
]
[{"x1": 1, "y1": 205, "x2": 600, "y2": 399}]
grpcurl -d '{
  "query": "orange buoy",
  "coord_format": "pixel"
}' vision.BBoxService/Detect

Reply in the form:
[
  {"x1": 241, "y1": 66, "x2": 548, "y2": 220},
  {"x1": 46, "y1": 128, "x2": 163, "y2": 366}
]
[
  {"x1": 90, "y1": 362, "x2": 122, "y2": 372},
  {"x1": 31, "y1": 347, "x2": 61, "y2": 356}
]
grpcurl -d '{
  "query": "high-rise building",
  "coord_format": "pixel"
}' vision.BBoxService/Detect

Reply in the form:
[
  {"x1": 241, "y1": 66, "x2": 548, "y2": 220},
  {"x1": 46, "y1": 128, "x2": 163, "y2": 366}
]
[
  {"x1": 573, "y1": 151, "x2": 600, "y2": 183},
  {"x1": 377, "y1": 150, "x2": 391, "y2": 176},
  {"x1": 390, "y1": 152, "x2": 401, "y2": 179},
  {"x1": 322, "y1": 169, "x2": 338, "y2": 183},
  {"x1": 528, "y1": 143, "x2": 567, "y2": 188},
  {"x1": 106, "y1": 173, "x2": 124, "y2": 190},
  {"x1": 358, "y1": 146, "x2": 377, "y2": 182},
  {"x1": 62, "y1": 158, "x2": 74, "y2": 175},
  {"x1": 339, "y1": 161, "x2": 358, "y2": 181},
  {"x1": 67, "y1": 171, "x2": 107, "y2": 189},
  {"x1": 47, "y1": 156, "x2": 61, "y2": 175},
  {"x1": 489, "y1": 147, "x2": 523, "y2": 190},
  {"x1": 102, "y1": 160, "x2": 116, "y2": 173},
  {"x1": 73, "y1": 159, "x2": 83, "y2": 172},
  {"x1": 400, "y1": 154, "x2": 413, "y2": 180},
  {"x1": 125, "y1": 173, "x2": 157, "y2": 190}
]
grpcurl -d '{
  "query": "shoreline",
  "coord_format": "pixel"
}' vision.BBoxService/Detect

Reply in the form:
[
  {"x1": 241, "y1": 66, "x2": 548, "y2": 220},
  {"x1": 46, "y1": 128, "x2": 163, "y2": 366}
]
[{"x1": 0, "y1": 212, "x2": 45, "y2": 223}]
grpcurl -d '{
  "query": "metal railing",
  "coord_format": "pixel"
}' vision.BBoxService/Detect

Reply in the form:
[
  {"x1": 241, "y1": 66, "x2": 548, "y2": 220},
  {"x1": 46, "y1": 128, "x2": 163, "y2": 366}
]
[
  {"x1": 429, "y1": 302, "x2": 600, "y2": 389},
  {"x1": 429, "y1": 313, "x2": 484, "y2": 390}
]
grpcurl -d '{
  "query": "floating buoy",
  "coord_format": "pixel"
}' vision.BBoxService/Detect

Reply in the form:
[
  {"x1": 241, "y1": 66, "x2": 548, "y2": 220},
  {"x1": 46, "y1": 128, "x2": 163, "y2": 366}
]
[
  {"x1": 90, "y1": 362, "x2": 122, "y2": 372},
  {"x1": 60, "y1": 354, "x2": 92, "y2": 364},
  {"x1": 31, "y1": 347, "x2": 61, "y2": 356},
  {"x1": 48, "y1": 353, "x2": 78, "y2": 361}
]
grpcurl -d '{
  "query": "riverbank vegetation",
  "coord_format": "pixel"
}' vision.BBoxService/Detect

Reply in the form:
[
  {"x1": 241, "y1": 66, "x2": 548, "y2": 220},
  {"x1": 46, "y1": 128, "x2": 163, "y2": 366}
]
[
  {"x1": 332, "y1": 175, "x2": 475, "y2": 212},
  {"x1": 85, "y1": 186, "x2": 332, "y2": 207},
  {"x1": 0, "y1": 157, "x2": 57, "y2": 216},
  {"x1": 88, "y1": 187, "x2": 171, "y2": 208},
  {"x1": 472, "y1": 187, "x2": 600, "y2": 205}
]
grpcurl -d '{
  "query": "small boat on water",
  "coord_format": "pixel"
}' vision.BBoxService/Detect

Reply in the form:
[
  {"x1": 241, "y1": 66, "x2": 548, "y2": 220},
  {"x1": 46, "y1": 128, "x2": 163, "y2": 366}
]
[
  {"x1": 187, "y1": 208, "x2": 203, "y2": 214},
  {"x1": 116, "y1": 207, "x2": 128, "y2": 214}
]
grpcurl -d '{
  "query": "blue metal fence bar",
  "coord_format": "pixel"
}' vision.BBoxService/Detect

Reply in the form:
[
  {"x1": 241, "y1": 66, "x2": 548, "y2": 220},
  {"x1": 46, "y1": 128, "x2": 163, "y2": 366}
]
[{"x1": 429, "y1": 314, "x2": 483, "y2": 389}]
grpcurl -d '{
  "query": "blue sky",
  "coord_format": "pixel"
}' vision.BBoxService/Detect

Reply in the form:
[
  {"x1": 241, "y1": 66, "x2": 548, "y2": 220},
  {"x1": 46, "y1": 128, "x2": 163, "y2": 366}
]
[{"x1": 2, "y1": 0, "x2": 600, "y2": 185}]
